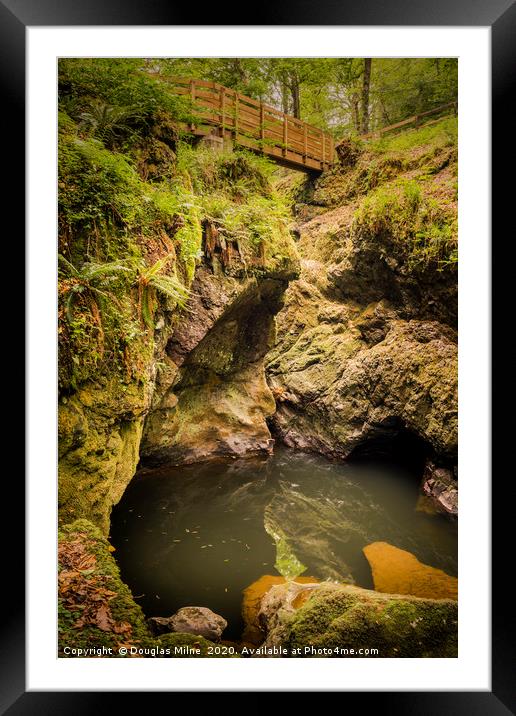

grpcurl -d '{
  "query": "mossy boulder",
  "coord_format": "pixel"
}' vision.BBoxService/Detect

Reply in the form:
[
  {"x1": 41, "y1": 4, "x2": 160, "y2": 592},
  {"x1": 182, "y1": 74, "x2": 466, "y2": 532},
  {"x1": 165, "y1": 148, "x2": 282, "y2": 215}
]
[{"x1": 259, "y1": 581, "x2": 457, "y2": 658}]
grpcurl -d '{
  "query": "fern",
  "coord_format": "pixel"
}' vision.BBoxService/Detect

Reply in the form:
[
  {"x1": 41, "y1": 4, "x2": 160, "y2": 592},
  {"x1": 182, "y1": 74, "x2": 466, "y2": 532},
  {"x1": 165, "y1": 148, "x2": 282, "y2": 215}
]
[
  {"x1": 148, "y1": 274, "x2": 189, "y2": 305},
  {"x1": 79, "y1": 99, "x2": 142, "y2": 144},
  {"x1": 135, "y1": 257, "x2": 190, "y2": 329},
  {"x1": 58, "y1": 254, "x2": 132, "y2": 320}
]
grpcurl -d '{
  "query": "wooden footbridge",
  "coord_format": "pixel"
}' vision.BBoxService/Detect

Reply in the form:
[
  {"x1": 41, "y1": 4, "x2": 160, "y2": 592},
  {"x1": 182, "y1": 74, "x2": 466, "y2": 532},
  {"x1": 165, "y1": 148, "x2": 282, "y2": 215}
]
[{"x1": 162, "y1": 76, "x2": 335, "y2": 173}]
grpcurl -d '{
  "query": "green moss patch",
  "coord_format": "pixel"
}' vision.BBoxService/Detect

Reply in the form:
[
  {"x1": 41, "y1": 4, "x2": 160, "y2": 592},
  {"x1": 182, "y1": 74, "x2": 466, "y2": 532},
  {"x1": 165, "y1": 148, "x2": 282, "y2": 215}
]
[{"x1": 281, "y1": 584, "x2": 457, "y2": 658}]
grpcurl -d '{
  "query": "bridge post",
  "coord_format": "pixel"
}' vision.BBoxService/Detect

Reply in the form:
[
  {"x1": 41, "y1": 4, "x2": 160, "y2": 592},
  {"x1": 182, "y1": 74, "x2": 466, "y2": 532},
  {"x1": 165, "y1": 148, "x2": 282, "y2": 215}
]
[
  {"x1": 219, "y1": 85, "x2": 225, "y2": 139},
  {"x1": 234, "y1": 90, "x2": 239, "y2": 139},
  {"x1": 189, "y1": 79, "x2": 196, "y2": 132}
]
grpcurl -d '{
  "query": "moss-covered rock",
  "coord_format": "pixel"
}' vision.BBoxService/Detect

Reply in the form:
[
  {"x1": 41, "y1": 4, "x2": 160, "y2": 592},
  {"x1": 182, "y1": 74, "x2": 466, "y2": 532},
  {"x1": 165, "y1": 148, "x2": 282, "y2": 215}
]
[
  {"x1": 258, "y1": 581, "x2": 457, "y2": 658},
  {"x1": 268, "y1": 306, "x2": 457, "y2": 461},
  {"x1": 58, "y1": 85, "x2": 299, "y2": 530},
  {"x1": 59, "y1": 380, "x2": 148, "y2": 533},
  {"x1": 58, "y1": 518, "x2": 154, "y2": 656},
  {"x1": 267, "y1": 116, "x2": 458, "y2": 469},
  {"x1": 242, "y1": 575, "x2": 320, "y2": 646}
]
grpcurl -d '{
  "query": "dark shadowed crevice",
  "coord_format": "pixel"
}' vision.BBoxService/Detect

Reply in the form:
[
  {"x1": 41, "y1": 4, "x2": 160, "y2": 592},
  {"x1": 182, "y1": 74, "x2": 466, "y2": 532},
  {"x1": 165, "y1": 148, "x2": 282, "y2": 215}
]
[{"x1": 342, "y1": 418, "x2": 430, "y2": 476}]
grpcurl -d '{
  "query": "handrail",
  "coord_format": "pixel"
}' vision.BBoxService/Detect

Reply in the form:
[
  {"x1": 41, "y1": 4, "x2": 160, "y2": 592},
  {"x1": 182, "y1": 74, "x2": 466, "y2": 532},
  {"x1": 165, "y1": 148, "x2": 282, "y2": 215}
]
[
  {"x1": 360, "y1": 101, "x2": 457, "y2": 140},
  {"x1": 157, "y1": 75, "x2": 334, "y2": 172}
]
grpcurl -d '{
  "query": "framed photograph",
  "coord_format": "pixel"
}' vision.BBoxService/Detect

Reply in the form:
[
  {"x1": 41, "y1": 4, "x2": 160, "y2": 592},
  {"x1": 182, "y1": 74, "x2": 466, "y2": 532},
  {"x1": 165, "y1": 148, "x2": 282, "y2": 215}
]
[{"x1": 8, "y1": 0, "x2": 512, "y2": 707}]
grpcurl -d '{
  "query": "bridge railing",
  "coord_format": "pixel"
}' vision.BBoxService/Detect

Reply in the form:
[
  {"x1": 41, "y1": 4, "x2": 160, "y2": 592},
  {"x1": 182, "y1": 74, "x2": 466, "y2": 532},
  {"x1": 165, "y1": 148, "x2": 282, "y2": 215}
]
[
  {"x1": 159, "y1": 76, "x2": 334, "y2": 172},
  {"x1": 360, "y1": 101, "x2": 458, "y2": 140}
]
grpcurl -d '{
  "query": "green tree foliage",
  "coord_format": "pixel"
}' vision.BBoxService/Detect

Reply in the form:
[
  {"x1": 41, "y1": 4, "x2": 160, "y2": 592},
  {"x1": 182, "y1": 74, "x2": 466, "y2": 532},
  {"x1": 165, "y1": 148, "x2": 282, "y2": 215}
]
[{"x1": 153, "y1": 57, "x2": 457, "y2": 136}]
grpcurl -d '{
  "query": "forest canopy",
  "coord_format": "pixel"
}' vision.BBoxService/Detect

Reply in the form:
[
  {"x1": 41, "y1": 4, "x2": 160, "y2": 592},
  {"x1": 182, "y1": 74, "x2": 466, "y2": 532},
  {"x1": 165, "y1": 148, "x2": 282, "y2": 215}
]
[{"x1": 145, "y1": 57, "x2": 458, "y2": 135}]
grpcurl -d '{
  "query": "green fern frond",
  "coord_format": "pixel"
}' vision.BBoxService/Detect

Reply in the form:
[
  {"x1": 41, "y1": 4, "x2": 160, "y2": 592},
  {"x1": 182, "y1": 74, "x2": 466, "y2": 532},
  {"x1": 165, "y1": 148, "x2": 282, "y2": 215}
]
[
  {"x1": 139, "y1": 256, "x2": 171, "y2": 281},
  {"x1": 148, "y1": 275, "x2": 189, "y2": 306},
  {"x1": 64, "y1": 290, "x2": 78, "y2": 323},
  {"x1": 141, "y1": 286, "x2": 155, "y2": 328},
  {"x1": 82, "y1": 262, "x2": 133, "y2": 282}
]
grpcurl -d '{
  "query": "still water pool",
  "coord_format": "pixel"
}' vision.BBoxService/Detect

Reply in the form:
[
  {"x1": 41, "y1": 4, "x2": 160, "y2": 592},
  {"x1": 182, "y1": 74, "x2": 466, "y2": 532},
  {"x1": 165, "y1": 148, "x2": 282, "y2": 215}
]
[{"x1": 110, "y1": 447, "x2": 457, "y2": 640}]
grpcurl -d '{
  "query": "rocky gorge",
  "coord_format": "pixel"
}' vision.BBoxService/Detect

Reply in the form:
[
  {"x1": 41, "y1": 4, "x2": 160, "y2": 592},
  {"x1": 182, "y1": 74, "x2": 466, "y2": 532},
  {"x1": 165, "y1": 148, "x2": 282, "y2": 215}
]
[{"x1": 57, "y1": 61, "x2": 458, "y2": 659}]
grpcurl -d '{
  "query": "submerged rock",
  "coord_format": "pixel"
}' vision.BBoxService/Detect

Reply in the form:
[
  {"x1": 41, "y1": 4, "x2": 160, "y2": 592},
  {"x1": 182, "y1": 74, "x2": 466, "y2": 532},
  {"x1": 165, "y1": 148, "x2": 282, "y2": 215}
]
[
  {"x1": 168, "y1": 606, "x2": 227, "y2": 641},
  {"x1": 258, "y1": 581, "x2": 457, "y2": 658},
  {"x1": 264, "y1": 487, "x2": 368, "y2": 582},
  {"x1": 363, "y1": 541, "x2": 458, "y2": 600},
  {"x1": 421, "y1": 461, "x2": 458, "y2": 516}
]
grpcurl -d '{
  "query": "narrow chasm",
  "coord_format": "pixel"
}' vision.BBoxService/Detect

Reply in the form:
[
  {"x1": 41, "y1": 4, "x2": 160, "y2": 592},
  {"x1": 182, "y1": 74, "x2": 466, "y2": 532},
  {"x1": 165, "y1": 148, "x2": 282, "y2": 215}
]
[{"x1": 58, "y1": 60, "x2": 458, "y2": 659}]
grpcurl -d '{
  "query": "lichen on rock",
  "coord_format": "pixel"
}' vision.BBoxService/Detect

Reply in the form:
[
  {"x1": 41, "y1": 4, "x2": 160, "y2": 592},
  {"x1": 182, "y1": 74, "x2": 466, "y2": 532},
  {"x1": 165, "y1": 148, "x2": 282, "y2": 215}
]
[
  {"x1": 267, "y1": 117, "x2": 458, "y2": 476},
  {"x1": 258, "y1": 581, "x2": 457, "y2": 658}
]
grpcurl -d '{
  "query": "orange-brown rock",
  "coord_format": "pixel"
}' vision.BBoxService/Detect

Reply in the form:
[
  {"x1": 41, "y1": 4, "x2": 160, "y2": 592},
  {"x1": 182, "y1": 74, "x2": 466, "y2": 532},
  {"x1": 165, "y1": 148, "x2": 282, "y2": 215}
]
[
  {"x1": 363, "y1": 541, "x2": 457, "y2": 600},
  {"x1": 242, "y1": 575, "x2": 319, "y2": 645}
]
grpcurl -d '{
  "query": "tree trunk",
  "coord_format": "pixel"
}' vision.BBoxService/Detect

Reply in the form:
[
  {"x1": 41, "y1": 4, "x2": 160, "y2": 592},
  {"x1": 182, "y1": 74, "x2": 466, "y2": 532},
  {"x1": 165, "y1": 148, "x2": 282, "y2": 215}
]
[
  {"x1": 291, "y1": 78, "x2": 301, "y2": 119},
  {"x1": 380, "y1": 99, "x2": 390, "y2": 126},
  {"x1": 351, "y1": 94, "x2": 361, "y2": 132},
  {"x1": 232, "y1": 58, "x2": 246, "y2": 83},
  {"x1": 360, "y1": 58, "x2": 372, "y2": 134},
  {"x1": 281, "y1": 81, "x2": 290, "y2": 114}
]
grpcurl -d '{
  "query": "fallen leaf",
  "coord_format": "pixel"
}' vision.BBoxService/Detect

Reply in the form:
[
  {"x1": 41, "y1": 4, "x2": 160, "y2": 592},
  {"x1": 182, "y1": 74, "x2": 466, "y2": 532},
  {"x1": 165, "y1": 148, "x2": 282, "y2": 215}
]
[{"x1": 95, "y1": 604, "x2": 113, "y2": 632}]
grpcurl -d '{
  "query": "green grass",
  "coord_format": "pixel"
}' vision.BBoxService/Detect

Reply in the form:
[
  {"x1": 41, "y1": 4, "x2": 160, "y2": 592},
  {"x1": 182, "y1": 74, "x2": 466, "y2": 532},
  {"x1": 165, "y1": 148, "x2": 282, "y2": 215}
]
[
  {"x1": 354, "y1": 177, "x2": 457, "y2": 271},
  {"x1": 369, "y1": 116, "x2": 457, "y2": 154}
]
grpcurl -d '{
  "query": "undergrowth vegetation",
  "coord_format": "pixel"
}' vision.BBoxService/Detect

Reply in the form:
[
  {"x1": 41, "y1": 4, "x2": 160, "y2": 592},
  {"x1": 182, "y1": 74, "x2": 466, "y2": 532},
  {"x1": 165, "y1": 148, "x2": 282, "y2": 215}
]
[
  {"x1": 369, "y1": 115, "x2": 457, "y2": 153},
  {"x1": 58, "y1": 59, "x2": 294, "y2": 392},
  {"x1": 307, "y1": 116, "x2": 458, "y2": 272},
  {"x1": 174, "y1": 143, "x2": 293, "y2": 261},
  {"x1": 353, "y1": 177, "x2": 457, "y2": 270}
]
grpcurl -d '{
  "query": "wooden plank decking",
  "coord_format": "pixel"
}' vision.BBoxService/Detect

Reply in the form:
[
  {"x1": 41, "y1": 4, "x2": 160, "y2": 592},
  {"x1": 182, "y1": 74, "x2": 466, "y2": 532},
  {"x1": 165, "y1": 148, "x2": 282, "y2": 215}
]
[{"x1": 160, "y1": 76, "x2": 335, "y2": 173}]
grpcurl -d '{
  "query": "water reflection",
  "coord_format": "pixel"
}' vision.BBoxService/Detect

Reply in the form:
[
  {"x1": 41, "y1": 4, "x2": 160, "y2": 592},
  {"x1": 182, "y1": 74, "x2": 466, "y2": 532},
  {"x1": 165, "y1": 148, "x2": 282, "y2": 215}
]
[{"x1": 110, "y1": 447, "x2": 457, "y2": 640}]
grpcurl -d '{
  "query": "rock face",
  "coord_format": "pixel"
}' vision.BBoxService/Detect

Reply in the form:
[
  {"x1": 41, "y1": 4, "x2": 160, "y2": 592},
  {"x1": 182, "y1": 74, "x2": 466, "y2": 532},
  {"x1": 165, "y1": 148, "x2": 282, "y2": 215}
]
[
  {"x1": 363, "y1": 542, "x2": 458, "y2": 600},
  {"x1": 267, "y1": 130, "x2": 458, "y2": 473},
  {"x1": 268, "y1": 308, "x2": 457, "y2": 462},
  {"x1": 140, "y1": 265, "x2": 297, "y2": 466},
  {"x1": 59, "y1": 380, "x2": 150, "y2": 534},
  {"x1": 59, "y1": 259, "x2": 298, "y2": 533},
  {"x1": 257, "y1": 581, "x2": 457, "y2": 658},
  {"x1": 421, "y1": 461, "x2": 458, "y2": 516}
]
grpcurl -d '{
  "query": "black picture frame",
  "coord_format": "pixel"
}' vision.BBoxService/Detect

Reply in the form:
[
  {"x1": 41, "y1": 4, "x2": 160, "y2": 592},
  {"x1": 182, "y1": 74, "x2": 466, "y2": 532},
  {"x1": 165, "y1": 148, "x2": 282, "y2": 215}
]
[{"x1": 8, "y1": 0, "x2": 514, "y2": 710}]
